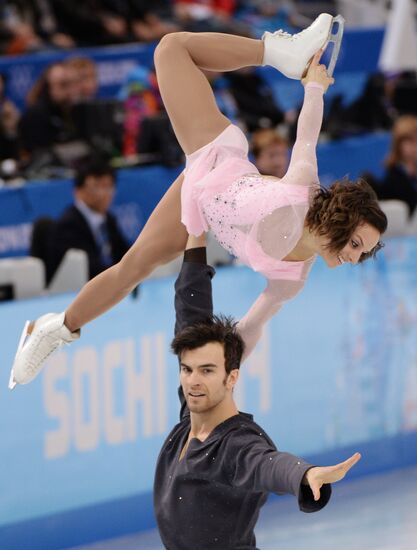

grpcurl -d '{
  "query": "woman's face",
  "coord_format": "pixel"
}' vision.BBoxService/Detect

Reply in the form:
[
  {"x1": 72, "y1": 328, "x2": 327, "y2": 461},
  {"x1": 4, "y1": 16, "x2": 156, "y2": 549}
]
[
  {"x1": 319, "y1": 222, "x2": 381, "y2": 268},
  {"x1": 399, "y1": 134, "x2": 417, "y2": 166}
]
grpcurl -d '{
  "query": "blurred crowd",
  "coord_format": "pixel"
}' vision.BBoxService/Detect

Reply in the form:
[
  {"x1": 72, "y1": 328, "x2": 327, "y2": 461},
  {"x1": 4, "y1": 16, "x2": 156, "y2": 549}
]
[
  {"x1": 0, "y1": 0, "x2": 322, "y2": 179},
  {"x1": 0, "y1": 0, "x2": 313, "y2": 54}
]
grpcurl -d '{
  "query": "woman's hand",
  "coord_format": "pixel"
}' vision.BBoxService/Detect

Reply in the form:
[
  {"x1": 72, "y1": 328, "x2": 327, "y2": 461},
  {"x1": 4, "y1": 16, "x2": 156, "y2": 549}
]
[{"x1": 302, "y1": 49, "x2": 335, "y2": 92}]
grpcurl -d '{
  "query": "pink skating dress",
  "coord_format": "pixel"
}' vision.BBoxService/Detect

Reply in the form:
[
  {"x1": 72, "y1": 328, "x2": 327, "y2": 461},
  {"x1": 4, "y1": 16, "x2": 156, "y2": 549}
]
[{"x1": 181, "y1": 82, "x2": 324, "y2": 358}]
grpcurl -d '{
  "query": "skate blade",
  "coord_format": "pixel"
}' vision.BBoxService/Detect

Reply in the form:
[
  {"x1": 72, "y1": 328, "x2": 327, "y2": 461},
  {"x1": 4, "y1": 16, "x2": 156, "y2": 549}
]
[
  {"x1": 8, "y1": 369, "x2": 16, "y2": 390},
  {"x1": 326, "y1": 15, "x2": 345, "y2": 77},
  {"x1": 301, "y1": 15, "x2": 343, "y2": 79},
  {"x1": 8, "y1": 320, "x2": 30, "y2": 390}
]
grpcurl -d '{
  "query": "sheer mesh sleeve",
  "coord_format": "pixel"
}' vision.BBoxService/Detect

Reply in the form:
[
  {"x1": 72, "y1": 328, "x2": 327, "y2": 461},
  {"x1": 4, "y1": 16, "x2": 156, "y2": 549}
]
[
  {"x1": 237, "y1": 276, "x2": 307, "y2": 361},
  {"x1": 285, "y1": 83, "x2": 324, "y2": 181}
]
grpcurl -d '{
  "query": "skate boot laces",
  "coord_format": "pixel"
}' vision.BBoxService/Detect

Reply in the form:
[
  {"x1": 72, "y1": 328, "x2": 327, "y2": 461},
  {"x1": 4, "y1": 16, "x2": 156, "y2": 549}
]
[{"x1": 25, "y1": 330, "x2": 68, "y2": 377}]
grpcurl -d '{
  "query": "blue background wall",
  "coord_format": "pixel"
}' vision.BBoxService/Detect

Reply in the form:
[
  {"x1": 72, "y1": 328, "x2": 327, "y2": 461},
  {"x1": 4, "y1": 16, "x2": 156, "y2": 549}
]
[{"x1": 1, "y1": 236, "x2": 417, "y2": 549}]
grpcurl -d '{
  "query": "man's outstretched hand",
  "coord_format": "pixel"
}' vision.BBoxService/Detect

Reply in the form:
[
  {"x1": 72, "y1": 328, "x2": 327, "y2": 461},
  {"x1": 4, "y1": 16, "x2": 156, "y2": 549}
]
[{"x1": 303, "y1": 452, "x2": 361, "y2": 501}]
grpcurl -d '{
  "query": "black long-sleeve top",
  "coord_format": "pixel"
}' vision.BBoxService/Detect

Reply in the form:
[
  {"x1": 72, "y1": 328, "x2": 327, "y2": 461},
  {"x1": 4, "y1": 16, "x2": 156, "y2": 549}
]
[
  {"x1": 153, "y1": 252, "x2": 331, "y2": 550},
  {"x1": 379, "y1": 165, "x2": 417, "y2": 218}
]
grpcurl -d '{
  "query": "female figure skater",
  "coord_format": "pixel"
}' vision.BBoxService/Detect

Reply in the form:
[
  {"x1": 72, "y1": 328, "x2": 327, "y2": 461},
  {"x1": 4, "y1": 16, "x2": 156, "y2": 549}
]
[{"x1": 10, "y1": 14, "x2": 387, "y2": 387}]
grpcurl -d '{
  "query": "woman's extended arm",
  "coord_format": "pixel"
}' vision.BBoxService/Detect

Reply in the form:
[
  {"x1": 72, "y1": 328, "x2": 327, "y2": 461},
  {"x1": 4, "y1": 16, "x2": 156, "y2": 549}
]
[
  {"x1": 286, "y1": 50, "x2": 333, "y2": 177},
  {"x1": 237, "y1": 278, "x2": 304, "y2": 361}
]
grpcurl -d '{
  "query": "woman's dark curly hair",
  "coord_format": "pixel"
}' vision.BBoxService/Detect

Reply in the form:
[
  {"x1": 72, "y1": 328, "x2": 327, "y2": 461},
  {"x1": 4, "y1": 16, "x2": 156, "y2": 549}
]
[{"x1": 305, "y1": 178, "x2": 388, "y2": 262}]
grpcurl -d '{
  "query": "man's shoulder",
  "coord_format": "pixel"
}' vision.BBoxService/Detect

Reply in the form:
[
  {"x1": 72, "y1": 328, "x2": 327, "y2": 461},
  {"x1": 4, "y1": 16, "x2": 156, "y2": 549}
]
[
  {"x1": 219, "y1": 413, "x2": 276, "y2": 449},
  {"x1": 56, "y1": 205, "x2": 85, "y2": 226},
  {"x1": 58, "y1": 203, "x2": 77, "y2": 217},
  {"x1": 55, "y1": 206, "x2": 95, "y2": 243},
  {"x1": 384, "y1": 165, "x2": 412, "y2": 184},
  {"x1": 21, "y1": 101, "x2": 53, "y2": 122},
  {"x1": 160, "y1": 417, "x2": 190, "y2": 450}
]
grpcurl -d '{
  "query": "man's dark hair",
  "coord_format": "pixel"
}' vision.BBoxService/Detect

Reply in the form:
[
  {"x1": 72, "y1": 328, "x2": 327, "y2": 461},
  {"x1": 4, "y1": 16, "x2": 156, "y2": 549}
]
[
  {"x1": 75, "y1": 157, "x2": 115, "y2": 189},
  {"x1": 171, "y1": 315, "x2": 245, "y2": 374}
]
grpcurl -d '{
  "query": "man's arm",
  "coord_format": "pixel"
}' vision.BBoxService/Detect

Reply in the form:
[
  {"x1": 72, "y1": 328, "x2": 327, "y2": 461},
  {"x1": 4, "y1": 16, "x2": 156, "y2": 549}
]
[
  {"x1": 174, "y1": 234, "x2": 215, "y2": 419},
  {"x1": 230, "y1": 432, "x2": 361, "y2": 513},
  {"x1": 174, "y1": 234, "x2": 215, "y2": 335},
  {"x1": 230, "y1": 440, "x2": 331, "y2": 512}
]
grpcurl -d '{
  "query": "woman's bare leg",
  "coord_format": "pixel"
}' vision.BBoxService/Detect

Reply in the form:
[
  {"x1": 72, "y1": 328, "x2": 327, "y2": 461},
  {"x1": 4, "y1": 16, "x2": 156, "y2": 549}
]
[
  {"x1": 65, "y1": 32, "x2": 265, "y2": 330},
  {"x1": 154, "y1": 32, "x2": 264, "y2": 154},
  {"x1": 65, "y1": 172, "x2": 187, "y2": 331}
]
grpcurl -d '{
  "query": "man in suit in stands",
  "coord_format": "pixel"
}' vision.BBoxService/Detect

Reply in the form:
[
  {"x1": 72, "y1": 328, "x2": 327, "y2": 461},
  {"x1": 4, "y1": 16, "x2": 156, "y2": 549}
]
[{"x1": 50, "y1": 157, "x2": 129, "y2": 280}]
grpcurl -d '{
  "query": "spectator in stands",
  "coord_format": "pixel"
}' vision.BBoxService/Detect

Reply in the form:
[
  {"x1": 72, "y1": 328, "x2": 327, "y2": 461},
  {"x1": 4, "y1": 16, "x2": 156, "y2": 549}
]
[
  {"x1": 205, "y1": 71, "x2": 239, "y2": 124},
  {"x1": 237, "y1": 0, "x2": 312, "y2": 38},
  {"x1": 0, "y1": 73, "x2": 20, "y2": 162},
  {"x1": 251, "y1": 128, "x2": 288, "y2": 178},
  {"x1": 324, "y1": 72, "x2": 397, "y2": 139},
  {"x1": 19, "y1": 61, "x2": 89, "y2": 170},
  {"x1": 118, "y1": 65, "x2": 160, "y2": 157},
  {"x1": 0, "y1": 0, "x2": 43, "y2": 54},
  {"x1": 66, "y1": 57, "x2": 124, "y2": 160},
  {"x1": 390, "y1": 71, "x2": 417, "y2": 118},
  {"x1": 66, "y1": 57, "x2": 99, "y2": 102},
  {"x1": 50, "y1": 158, "x2": 129, "y2": 279},
  {"x1": 173, "y1": 0, "x2": 250, "y2": 35},
  {"x1": 375, "y1": 116, "x2": 417, "y2": 218},
  {"x1": 7, "y1": 0, "x2": 75, "y2": 51},
  {"x1": 118, "y1": 65, "x2": 183, "y2": 166},
  {"x1": 50, "y1": 0, "x2": 129, "y2": 46},
  {"x1": 225, "y1": 67, "x2": 285, "y2": 131},
  {"x1": 174, "y1": 0, "x2": 235, "y2": 23},
  {"x1": 129, "y1": 0, "x2": 180, "y2": 42}
]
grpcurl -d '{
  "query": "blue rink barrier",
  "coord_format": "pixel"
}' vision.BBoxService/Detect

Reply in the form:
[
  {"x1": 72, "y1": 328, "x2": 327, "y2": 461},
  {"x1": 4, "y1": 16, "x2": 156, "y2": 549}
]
[
  {"x1": 0, "y1": 132, "x2": 390, "y2": 258},
  {"x1": 1, "y1": 235, "x2": 417, "y2": 548}
]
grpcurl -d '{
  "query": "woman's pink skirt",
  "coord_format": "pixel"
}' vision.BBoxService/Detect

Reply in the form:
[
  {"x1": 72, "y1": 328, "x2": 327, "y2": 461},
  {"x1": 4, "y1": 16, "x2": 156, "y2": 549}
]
[{"x1": 181, "y1": 124, "x2": 258, "y2": 236}]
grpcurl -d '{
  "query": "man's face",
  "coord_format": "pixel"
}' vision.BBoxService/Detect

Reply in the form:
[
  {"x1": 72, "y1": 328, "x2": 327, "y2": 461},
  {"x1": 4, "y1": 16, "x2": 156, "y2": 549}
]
[
  {"x1": 47, "y1": 65, "x2": 78, "y2": 107},
  {"x1": 180, "y1": 342, "x2": 238, "y2": 414},
  {"x1": 76, "y1": 174, "x2": 115, "y2": 214},
  {"x1": 400, "y1": 134, "x2": 417, "y2": 167},
  {"x1": 76, "y1": 66, "x2": 99, "y2": 101}
]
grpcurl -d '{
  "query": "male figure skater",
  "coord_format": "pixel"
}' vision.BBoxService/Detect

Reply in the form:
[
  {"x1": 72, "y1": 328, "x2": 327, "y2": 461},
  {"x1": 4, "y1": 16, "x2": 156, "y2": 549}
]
[{"x1": 154, "y1": 233, "x2": 360, "y2": 549}]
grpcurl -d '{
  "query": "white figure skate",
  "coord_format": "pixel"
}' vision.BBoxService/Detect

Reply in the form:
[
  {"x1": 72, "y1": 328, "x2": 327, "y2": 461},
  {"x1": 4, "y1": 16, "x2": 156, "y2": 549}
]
[
  {"x1": 9, "y1": 312, "x2": 80, "y2": 389},
  {"x1": 262, "y1": 13, "x2": 345, "y2": 80}
]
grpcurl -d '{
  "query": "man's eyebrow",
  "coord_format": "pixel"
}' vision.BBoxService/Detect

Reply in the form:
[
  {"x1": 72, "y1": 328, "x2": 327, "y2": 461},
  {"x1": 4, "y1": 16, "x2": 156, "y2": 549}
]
[{"x1": 180, "y1": 362, "x2": 218, "y2": 369}]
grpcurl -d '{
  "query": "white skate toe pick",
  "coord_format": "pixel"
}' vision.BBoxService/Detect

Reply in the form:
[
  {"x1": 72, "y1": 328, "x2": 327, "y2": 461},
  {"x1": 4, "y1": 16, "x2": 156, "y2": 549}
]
[
  {"x1": 262, "y1": 13, "x2": 339, "y2": 80},
  {"x1": 9, "y1": 312, "x2": 80, "y2": 389}
]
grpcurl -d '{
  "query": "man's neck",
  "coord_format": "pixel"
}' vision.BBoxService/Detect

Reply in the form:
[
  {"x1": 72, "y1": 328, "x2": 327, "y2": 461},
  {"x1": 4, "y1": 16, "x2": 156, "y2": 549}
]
[
  {"x1": 189, "y1": 400, "x2": 239, "y2": 441},
  {"x1": 75, "y1": 198, "x2": 105, "y2": 226}
]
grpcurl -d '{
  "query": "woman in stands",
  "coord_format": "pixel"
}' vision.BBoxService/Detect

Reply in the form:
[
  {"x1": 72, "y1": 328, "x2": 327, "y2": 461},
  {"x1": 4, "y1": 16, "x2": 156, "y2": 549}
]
[
  {"x1": 11, "y1": 14, "x2": 387, "y2": 387},
  {"x1": 378, "y1": 115, "x2": 417, "y2": 218}
]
